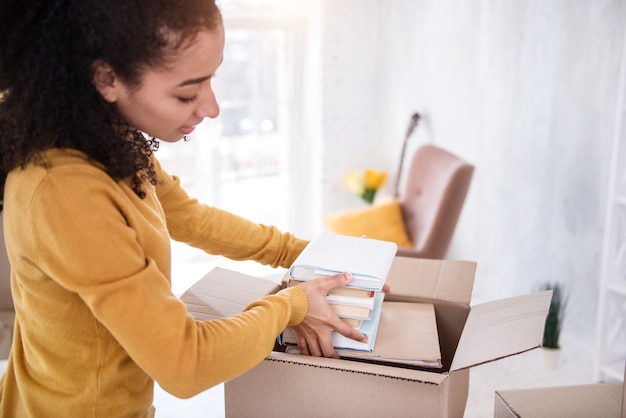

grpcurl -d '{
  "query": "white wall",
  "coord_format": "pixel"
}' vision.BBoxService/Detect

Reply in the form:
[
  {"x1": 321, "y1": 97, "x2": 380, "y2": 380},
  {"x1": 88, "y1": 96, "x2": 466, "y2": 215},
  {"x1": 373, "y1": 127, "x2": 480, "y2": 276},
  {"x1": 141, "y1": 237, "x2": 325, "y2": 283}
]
[
  {"x1": 313, "y1": 0, "x2": 626, "y2": 345},
  {"x1": 316, "y1": 0, "x2": 390, "y2": 215}
]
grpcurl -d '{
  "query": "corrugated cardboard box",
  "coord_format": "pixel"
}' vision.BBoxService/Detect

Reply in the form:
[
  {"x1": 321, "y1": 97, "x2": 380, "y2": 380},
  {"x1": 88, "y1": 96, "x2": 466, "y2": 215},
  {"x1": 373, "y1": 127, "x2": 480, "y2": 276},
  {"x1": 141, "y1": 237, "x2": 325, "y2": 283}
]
[
  {"x1": 494, "y1": 382, "x2": 625, "y2": 418},
  {"x1": 182, "y1": 257, "x2": 552, "y2": 418},
  {"x1": 494, "y1": 354, "x2": 626, "y2": 418}
]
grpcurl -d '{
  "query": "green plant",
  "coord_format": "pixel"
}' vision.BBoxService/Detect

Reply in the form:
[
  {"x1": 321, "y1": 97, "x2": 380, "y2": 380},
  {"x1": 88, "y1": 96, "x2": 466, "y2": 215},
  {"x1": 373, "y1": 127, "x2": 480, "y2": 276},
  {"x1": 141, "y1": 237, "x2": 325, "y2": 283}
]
[{"x1": 540, "y1": 283, "x2": 566, "y2": 349}]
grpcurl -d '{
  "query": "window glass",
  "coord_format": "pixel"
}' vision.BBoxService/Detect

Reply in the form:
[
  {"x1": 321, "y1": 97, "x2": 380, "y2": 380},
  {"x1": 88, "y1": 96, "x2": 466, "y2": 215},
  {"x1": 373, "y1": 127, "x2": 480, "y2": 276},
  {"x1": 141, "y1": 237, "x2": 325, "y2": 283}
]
[{"x1": 156, "y1": 10, "x2": 300, "y2": 288}]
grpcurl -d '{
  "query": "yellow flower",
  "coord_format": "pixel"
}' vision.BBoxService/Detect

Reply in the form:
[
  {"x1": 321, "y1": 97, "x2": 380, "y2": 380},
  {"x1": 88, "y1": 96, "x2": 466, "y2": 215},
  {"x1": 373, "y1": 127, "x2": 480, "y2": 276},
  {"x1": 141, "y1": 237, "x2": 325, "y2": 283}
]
[
  {"x1": 345, "y1": 169, "x2": 387, "y2": 204},
  {"x1": 365, "y1": 169, "x2": 387, "y2": 190}
]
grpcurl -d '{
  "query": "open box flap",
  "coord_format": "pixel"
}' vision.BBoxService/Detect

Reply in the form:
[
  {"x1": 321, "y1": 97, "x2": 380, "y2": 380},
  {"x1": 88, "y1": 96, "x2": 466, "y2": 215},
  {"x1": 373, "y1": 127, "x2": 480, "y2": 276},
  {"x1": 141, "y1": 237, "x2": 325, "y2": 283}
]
[
  {"x1": 385, "y1": 257, "x2": 476, "y2": 305},
  {"x1": 180, "y1": 267, "x2": 281, "y2": 321},
  {"x1": 450, "y1": 290, "x2": 552, "y2": 372}
]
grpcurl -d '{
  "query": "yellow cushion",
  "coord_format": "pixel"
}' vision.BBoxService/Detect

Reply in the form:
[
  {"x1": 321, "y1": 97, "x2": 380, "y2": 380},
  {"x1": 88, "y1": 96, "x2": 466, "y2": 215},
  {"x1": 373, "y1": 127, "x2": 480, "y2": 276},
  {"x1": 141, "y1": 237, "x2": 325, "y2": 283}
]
[{"x1": 323, "y1": 199, "x2": 414, "y2": 248}]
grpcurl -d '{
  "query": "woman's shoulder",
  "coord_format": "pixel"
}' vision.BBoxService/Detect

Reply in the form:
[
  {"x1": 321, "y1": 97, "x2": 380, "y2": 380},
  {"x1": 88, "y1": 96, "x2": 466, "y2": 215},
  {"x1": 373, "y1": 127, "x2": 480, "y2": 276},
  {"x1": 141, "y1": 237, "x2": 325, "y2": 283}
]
[
  {"x1": 41, "y1": 148, "x2": 107, "y2": 171},
  {"x1": 5, "y1": 148, "x2": 125, "y2": 204},
  {"x1": 10, "y1": 148, "x2": 108, "y2": 181}
]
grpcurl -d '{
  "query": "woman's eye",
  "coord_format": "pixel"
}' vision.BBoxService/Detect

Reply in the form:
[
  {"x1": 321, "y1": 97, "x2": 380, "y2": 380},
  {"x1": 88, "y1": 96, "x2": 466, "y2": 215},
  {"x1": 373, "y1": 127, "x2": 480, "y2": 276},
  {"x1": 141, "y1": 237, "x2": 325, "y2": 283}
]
[{"x1": 178, "y1": 96, "x2": 197, "y2": 104}]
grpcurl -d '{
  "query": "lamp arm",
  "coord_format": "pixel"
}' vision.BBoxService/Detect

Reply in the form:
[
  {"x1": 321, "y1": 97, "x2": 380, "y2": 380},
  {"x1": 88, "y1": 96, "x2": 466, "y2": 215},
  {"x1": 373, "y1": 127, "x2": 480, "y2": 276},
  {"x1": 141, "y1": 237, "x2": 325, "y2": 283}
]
[{"x1": 393, "y1": 112, "x2": 421, "y2": 199}]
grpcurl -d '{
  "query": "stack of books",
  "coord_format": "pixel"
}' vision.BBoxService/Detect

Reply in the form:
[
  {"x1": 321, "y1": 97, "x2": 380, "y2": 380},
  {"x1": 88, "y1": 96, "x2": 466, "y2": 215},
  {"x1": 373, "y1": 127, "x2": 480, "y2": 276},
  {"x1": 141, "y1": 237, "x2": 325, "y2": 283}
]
[
  {"x1": 281, "y1": 230, "x2": 444, "y2": 369},
  {"x1": 281, "y1": 230, "x2": 396, "y2": 352},
  {"x1": 289, "y1": 279, "x2": 378, "y2": 329},
  {"x1": 283, "y1": 282, "x2": 386, "y2": 352}
]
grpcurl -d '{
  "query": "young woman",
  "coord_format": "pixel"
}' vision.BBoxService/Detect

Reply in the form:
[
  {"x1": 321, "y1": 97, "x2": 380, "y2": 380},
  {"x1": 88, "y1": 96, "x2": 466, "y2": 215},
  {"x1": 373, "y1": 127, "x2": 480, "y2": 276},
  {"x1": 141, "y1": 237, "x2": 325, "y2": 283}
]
[{"x1": 0, "y1": 1, "x2": 367, "y2": 416}]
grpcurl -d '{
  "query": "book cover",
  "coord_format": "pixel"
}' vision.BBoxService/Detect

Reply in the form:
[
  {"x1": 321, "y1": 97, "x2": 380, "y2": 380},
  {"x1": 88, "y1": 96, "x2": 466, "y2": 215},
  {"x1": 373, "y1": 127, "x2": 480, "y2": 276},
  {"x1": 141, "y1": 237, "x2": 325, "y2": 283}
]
[{"x1": 288, "y1": 230, "x2": 398, "y2": 291}]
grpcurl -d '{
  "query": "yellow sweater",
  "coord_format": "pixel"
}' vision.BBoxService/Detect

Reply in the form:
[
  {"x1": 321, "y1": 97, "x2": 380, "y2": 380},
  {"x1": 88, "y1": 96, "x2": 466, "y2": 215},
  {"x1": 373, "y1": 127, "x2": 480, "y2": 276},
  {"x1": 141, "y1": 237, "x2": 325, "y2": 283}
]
[{"x1": 0, "y1": 148, "x2": 308, "y2": 417}]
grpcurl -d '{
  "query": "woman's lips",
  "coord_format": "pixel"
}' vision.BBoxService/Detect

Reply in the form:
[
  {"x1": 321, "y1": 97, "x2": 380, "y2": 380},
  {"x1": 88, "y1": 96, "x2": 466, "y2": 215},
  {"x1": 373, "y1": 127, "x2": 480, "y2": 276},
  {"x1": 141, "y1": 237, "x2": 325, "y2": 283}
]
[{"x1": 180, "y1": 126, "x2": 195, "y2": 135}]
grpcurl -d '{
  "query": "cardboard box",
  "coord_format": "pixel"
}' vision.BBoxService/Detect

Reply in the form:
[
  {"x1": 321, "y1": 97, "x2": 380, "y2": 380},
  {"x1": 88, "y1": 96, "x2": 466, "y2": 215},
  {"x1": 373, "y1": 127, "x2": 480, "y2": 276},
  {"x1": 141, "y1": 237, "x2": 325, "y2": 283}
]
[
  {"x1": 494, "y1": 382, "x2": 624, "y2": 418},
  {"x1": 623, "y1": 362, "x2": 626, "y2": 418},
  {"x1": 182, "y1": 257, "x2": 552, "y2": 418}
]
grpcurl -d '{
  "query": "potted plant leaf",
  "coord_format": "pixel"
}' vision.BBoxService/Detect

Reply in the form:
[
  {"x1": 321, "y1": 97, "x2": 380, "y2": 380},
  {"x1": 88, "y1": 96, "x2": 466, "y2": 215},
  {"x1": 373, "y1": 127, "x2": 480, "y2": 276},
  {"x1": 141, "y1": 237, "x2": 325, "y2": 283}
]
[{"x1": 539, "y1": 282, "x2": 566, "y2": 368}]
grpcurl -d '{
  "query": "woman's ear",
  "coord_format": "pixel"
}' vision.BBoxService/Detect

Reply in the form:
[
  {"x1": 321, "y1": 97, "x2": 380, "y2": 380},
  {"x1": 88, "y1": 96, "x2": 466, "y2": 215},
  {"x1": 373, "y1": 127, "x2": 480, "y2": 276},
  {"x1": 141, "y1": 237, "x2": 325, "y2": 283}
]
[{"x1": 91, "y1": 60, "x2": 119, "y2": 103}]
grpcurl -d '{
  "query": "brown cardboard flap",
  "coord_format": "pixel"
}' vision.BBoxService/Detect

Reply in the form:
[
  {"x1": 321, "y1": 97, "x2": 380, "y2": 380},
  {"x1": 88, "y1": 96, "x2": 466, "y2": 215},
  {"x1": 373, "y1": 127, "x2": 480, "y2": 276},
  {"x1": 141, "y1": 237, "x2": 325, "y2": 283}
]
[
  {"x1": 335, "y1": 301, "x2": 443, "y2": 368},
  {"x1": 495, "y1": 383, "x2": 624, "y2": 418},
  {"x1": 386, "y1": 257, "x2": 476, "y2": 305},
  {"x1": 450, "y1": 290, "x2": 552, "y2": 371},
  {"x1": 180, "y1": 267, "x2": 281, "y2": 321}
]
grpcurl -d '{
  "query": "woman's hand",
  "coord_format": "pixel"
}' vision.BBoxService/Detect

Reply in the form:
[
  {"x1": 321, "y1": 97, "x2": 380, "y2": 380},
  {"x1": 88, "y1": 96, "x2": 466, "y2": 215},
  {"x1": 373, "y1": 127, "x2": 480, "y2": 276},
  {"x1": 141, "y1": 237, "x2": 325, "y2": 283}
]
[{"x1": 291, "y1": 272, "x2": 389, "y2": 358}]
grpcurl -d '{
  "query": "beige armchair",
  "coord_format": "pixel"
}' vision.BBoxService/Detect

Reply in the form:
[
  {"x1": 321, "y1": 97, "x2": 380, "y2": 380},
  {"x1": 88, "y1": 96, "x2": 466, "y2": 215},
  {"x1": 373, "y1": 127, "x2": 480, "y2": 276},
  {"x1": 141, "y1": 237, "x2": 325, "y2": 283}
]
[{"x1": 397, "y1": 145, "x2": 474, "y2": 259}]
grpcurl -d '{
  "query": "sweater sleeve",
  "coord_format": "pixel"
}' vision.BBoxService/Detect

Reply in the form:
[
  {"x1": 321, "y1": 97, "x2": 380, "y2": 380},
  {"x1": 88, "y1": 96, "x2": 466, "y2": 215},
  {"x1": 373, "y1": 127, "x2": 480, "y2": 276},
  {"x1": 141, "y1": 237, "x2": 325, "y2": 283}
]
[
  {"x1": 153, "y1": 157, "x2": 308, "y2": 269},
  {"x1": 24, "y1": 163, "x2": 309, "y2": 398}
]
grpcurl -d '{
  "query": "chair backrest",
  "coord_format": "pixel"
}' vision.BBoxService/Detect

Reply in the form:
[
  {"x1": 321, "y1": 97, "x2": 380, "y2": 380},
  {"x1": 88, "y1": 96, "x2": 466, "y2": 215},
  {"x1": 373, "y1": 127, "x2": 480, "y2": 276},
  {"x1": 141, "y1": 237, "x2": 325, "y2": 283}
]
[{"x1": 399, "y1": 145, "x2": 474, "y2": 259}]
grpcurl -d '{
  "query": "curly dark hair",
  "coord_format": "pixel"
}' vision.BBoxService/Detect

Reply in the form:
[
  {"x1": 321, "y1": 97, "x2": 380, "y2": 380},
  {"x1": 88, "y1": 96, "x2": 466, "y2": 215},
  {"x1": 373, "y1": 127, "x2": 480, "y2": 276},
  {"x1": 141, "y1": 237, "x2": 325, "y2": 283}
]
[{"x1": 0, "y1": 0, "x2": 222, "y2": 210}]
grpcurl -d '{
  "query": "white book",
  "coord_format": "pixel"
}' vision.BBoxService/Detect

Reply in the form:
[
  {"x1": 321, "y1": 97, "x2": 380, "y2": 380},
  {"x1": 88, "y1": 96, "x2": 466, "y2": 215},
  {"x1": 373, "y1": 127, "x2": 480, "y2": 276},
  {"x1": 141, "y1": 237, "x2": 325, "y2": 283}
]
[{"x1": 289, "y1": 230, "x2": 398, "y2": 291}]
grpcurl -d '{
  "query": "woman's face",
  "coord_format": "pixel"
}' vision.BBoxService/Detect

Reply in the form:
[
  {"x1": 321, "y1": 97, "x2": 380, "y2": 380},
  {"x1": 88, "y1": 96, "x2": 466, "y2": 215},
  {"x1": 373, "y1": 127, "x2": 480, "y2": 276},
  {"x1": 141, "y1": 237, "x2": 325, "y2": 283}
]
[{"x1": 95, "y1": 26, "x2": 225, "y2": 142}]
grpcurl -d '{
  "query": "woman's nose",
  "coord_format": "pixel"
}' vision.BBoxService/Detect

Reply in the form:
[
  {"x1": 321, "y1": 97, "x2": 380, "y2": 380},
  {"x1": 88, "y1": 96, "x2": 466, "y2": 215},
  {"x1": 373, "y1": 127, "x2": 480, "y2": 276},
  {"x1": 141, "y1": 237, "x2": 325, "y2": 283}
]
[{"x1": 195, "y1": 87, "x2": 220, "y2": 119}]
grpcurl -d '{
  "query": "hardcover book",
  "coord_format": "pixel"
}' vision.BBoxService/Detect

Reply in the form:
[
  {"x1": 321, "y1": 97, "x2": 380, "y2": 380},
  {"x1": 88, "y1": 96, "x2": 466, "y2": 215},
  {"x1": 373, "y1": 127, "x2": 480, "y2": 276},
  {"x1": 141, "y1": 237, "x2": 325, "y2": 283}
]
[{"x1": 288, "y1": 230, "x2": 398, "y2": 291}]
